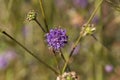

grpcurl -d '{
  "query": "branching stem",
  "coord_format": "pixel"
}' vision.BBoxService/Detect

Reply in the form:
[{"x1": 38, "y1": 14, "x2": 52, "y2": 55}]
[
  {"x1": 34, "y1": 19, "x2": 46, "y2": 33},
  {"x1": 62, "y1": 0, "x2": 103, "y2": 73},
  {"x1": 39, "y1": 0, "x2": 49, "y2": 32},
  {"x1": 2, "y1": 31, "x2": 58, "y2": 75}
]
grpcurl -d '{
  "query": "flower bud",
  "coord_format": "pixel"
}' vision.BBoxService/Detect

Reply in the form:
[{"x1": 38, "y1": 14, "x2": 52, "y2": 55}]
[
  {"x1": 26, "y1": 10, "x2": 37, "y2": 21},
  {"x1": 81, "y1": 24, "x2": 96, "y2": 37}
]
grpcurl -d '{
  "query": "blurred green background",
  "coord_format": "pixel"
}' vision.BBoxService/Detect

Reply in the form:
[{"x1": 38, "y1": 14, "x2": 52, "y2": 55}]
[{"x1": 0, "y1": 0, "x2": 120, "y2": 80}]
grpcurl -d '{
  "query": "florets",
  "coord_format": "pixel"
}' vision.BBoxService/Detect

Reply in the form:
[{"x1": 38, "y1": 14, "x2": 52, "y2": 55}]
[{"x1": 46, "y1": 28, "x2": 68, "y2": 51}]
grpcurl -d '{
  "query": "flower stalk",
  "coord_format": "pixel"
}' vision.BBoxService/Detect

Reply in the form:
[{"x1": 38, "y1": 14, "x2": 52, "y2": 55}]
[
  {"x1": 62, "y1": 0, "x2": 103, "y2": 73},
  {"x1": 39, "y1": 0, "x2": 49, "y2": 32},
  {"x1": 52, "y1": 50, "x2": 61, "y2": 74},
  {"x1": 26, "y1": 10, "x2": 46, "y2": 33},
  {"x1": 60, "y1": 49, "x2": 71, "y2": 71},
  {"x1": 1, "y1": 31, "x2": 59, "y2": 75},
  {"x1": 34, "y1": 19, "x2": 47, "y2": 33}
]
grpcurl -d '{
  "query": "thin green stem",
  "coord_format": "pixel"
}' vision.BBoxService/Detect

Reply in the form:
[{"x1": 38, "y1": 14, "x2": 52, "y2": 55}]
[
  {"x1": 62, "y1": 0, "x2": 103, "y2": 73},
  {"x1": 39, "y1": 0, "x2": 49, "y2": 32},
  {"x1": 62, "y1": 35, "x2": 82, "y2": 73},
  {"x1": 69, "y1": 35, "x2": 82, "y2": 58},
  {"x1": 60, "y1": 49, "x2": 71, "y2": 71},
  {"x1": 34, "y1": 19, "x2": 46, "y2": 33},
  {"x1": 62, "y1": 58, "x2": 70, "y2": 73},
  {"x1": 60, "y1": 49, "x2": 66, "y2": 62},
  {"x1": 86, "y1": 0, "x2": 103, "y2": 25},
  {"x1": 69, "y1": 0, "x2": 103, "y2": 58},
  {"x1": 52, "y1": 50, "x2": 61, "y2": 74},
  {"x1": 2, "y1": 31, "x2": 58, "y2": 75}
]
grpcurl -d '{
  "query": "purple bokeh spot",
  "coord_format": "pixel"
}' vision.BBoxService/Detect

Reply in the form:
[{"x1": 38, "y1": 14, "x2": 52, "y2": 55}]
[
  {"x1": 22, "y1": 26, "x2": 29, "y2": 37},
  {"x1": 92, "y1": 16, "x2": 99, "y2": 24},
  {"x1": 0, "y1": 50, "x2": 17, "y2": 70},
  {"x1": 105, "y1": 64, "x2": 113, "y2": 73},
  {"x1": 5, "y1": 50, "x2": 17, "y2": 61},
  {"x1": 0, "y1": 55, "x2": 8, "y2": 70},
  {"x1": 73, "y1": 0, "x2": 88, "y2": 8}
]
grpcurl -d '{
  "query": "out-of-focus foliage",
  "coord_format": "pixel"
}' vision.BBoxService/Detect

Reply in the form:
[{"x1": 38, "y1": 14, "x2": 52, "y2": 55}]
[
  {"x1": 0, "y1": 0, "x2": 120, "y2": 80},
  {"x1": 105, "y1": 0, "x2": 120, "y2": 11}
]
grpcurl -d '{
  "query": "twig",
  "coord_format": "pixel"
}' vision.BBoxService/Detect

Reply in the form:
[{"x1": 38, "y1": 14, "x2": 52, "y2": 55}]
[
  {"x1": 34, "y1": 19, "x2": 46, "y2": 33},
  {"x1": 62, "y1": 0, "x2": 103, "y2": 73},
  {"x1": 39, "y1": 0, "x2": 49, "y2": 32},
  {"x1": 2, "y1": 31, "x2": 58, "y2": 75}
]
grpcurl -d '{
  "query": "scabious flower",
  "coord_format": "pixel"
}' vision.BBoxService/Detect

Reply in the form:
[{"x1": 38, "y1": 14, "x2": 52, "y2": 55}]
[{"x1": 46, "y1": 28, "x2": 68, "y2": 51}]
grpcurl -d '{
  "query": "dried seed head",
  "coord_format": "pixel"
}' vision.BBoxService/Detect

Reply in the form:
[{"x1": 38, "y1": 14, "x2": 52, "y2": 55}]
[
  {"x1": 26, "y1": 10, "x2": 37, "y2": 21},
  {"x1": 56, "y1": 71, "x2": 80, "y2": 80},
  {"x1": 81, "y1": 24, "x2": 96, "y2": 37}
]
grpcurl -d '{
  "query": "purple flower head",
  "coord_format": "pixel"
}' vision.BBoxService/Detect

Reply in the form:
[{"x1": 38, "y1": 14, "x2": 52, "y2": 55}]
[
  {"x1": 0, "y1": 55, "x2": 8, "y2": 70},
  {"x1": 46, "y1": 28, "x2": 68, "y2": 51}
]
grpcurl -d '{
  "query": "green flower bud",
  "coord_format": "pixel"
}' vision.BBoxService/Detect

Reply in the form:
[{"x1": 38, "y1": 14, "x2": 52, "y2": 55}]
[
  {"x1": 81, "y1": 24, "x2": 96, "y2": 37},
  {"x1": 26, "y1": 10, "x2": 37, "y2": 21}
]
